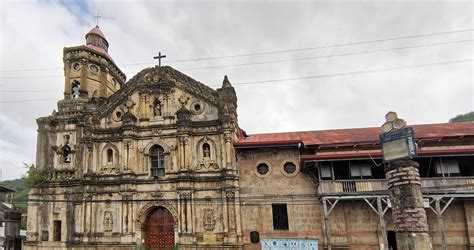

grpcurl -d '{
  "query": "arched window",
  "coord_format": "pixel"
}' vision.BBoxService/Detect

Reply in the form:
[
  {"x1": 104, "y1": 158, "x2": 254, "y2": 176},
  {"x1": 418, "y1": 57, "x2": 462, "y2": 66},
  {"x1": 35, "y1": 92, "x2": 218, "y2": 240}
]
[
  {"x1": 71, "y1": 80, "x2": 80, "y2": 99},
  {"x1": 202, "y1": 143, "x2": 211, "y2": 158},
  {"x1": 107, "y1": 148, "x2": 113, "y2": 163},
  {"x1": 150, "y1": 145, "x2": 165, "y2": 177}
]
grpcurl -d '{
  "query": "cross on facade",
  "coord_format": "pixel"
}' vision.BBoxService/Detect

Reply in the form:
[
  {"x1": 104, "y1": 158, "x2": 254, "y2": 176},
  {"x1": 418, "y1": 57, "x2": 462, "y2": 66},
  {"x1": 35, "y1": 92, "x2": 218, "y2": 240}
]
[
  {"x1": 94, "y1": 14, "x2": 101, "y2": 26},
  {"x1": 153, "y1": 52, "x2": 166, "y2": 67}
]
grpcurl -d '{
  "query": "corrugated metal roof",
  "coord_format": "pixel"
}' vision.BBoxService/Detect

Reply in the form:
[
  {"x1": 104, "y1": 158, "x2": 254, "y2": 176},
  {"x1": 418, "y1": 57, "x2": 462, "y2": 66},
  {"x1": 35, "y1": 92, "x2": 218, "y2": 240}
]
[{"x1": 235, "y1": 122, "x2": 474, "y2": 147}]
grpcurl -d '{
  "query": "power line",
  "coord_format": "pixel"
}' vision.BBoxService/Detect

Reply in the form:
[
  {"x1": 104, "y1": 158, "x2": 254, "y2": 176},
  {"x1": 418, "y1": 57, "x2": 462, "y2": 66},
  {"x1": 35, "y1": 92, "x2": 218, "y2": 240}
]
[
  {"x1": 0, "y1": 90, "x2": 60, "y2": 93},
  {"x1": 1, "y1": 28, "x2": 472, "y2": 73},
  {"x1": 144, "y1": 28, "x2": 474, "y2": 64},
  {"x1": 1, "y1": 39, "x2": 471, "y2": 81},
  {"x1": 0, "y1": 98, "x2": 57, "y2": 104},
  {"x1": 0, "y1": 58, "x2": 471, "y2": 102},
  {"x1": 231, "y1": 58, "x2": 473, "y2": 86},
  {"x1": 179, "y1": 39, "x2": 473, "y2": 71},
  {"x1": 184, "y1": 39, "x2": 473, "y2": 70}
]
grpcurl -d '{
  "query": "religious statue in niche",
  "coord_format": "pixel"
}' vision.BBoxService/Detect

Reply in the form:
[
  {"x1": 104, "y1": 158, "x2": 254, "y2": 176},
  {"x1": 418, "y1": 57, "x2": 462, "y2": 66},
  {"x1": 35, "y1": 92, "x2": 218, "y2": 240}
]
[
  {"x1": 71, "y1": 80, "x2": 80, "y2": 98},
  {"x1": 203, "y1": 143, "x2": 211, "y2": 158},
  {"x1": 153, "y1": 99, "x2": 162, "y2": 117},
  {"x1": 63, "y1": 145, "x2": 72, "y2": 163},
  {"x1": 103, "y1": 210, "x2": 113, "y2": 232},
  {"x1": 62, "y1": 135, "x2": 72, "y2": 163}
]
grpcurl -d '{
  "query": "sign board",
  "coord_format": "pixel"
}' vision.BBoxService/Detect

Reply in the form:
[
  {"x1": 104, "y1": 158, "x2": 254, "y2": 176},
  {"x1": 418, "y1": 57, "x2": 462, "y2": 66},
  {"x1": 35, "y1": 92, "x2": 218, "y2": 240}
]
[
  {"x1": 380, "y1": 127, "x2": 417, "y2": 162},
  {"x1": 261, "y1": 238, "x2": 318, "y2": 250}
]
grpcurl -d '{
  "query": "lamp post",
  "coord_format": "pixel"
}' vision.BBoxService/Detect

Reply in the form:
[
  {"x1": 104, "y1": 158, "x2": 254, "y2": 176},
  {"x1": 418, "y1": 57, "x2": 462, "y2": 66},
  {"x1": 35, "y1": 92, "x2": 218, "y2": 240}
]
[{"x1": 380, "y1": 111, "x2": 432, "y2": 249}]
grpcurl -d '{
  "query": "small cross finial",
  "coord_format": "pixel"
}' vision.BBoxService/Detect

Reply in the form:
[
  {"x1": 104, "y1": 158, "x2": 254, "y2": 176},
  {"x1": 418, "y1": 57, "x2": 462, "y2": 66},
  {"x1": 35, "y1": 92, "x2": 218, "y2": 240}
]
[
  {"x1": 153, "y1": 52, "x2": 167, "y2": 67},
  {"x1": 94, "y1": 13, "x2": 101, "y2": 26}
]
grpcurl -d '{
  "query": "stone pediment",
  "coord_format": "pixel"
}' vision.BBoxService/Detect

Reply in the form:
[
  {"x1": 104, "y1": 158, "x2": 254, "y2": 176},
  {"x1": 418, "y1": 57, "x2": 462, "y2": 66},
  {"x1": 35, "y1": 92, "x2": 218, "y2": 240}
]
[{"x1": 97, "y1": 66, "x2": 219, "y2": 118}]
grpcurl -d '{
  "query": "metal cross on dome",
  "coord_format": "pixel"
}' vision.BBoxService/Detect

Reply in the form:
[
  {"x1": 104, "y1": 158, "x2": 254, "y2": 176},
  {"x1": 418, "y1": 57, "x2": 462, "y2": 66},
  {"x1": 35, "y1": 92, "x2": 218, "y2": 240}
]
[
  {"x1": 153, "y1": 52, "x2": 166, "y2": 67},
  {"x1": 94, "y1": 14, "x2": 101, "y2": 26}
]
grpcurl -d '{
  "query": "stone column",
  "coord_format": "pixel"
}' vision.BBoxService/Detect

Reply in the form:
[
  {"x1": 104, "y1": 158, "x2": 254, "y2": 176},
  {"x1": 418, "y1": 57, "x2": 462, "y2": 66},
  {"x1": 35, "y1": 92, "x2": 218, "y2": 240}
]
[
  {"x1": 224, "y1": 131, "x2": 232, "y2": 169},
  {"x1": 64, "y1": 60, "x2": 71, "y2": 99},
  {"x1": 385, "y1": 159, "x2": 432, "y2": 249}
]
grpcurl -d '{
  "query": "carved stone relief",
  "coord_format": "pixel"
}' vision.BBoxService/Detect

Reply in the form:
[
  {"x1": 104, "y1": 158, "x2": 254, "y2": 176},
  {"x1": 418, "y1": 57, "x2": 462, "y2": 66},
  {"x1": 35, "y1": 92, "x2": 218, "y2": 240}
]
[
  {"x1": 202, "y1": 197, "x2": 216, "y2": 231},
  {"x1": 103, "y1": 210, "x2": 113, "y2": 232}
]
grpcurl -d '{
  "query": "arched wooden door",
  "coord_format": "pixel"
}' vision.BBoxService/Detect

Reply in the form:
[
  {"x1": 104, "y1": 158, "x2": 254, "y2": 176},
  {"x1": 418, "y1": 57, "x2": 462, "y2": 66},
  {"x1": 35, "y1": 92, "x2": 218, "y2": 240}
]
[{"x1": 145, "y1": 207, "x2": 175, "y2": 249}]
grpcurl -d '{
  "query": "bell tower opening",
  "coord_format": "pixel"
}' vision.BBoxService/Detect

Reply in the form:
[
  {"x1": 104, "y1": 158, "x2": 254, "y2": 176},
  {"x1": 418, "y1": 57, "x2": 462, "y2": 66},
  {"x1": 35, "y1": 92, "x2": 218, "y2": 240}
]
[{"x1": 62, "y1": 25, "x2": 126, "y2": 101}]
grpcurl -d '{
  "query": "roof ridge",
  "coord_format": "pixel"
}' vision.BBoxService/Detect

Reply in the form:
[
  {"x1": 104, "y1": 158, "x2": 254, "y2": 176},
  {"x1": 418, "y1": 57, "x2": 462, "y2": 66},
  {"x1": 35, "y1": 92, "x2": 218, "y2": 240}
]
[{"x1": 242, "y1": 121, "x2": 474, "y2": 136}]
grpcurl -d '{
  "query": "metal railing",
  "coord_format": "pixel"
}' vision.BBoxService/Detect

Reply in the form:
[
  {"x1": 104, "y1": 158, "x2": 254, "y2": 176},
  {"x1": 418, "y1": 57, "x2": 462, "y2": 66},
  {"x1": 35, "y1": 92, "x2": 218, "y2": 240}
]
[{"x1": 318, "y1": 177, "x2": 474, "y2": 195}]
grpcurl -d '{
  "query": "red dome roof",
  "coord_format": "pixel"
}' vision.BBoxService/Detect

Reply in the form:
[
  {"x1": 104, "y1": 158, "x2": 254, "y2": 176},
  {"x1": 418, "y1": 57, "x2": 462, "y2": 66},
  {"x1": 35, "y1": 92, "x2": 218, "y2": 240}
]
[{"x1": 86, "y1": 26, "x2": 107, "y2": 41}]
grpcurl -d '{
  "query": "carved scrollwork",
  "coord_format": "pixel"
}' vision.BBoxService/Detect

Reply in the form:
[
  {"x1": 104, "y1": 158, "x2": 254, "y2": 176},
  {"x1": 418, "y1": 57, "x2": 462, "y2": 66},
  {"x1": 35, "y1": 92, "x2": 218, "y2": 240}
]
[
  {"x1": 224, "y1": 131, "x2": 233, "y2": 143},
  {"x1": 140, "y1": 138, "x2": 171, "y2": 155},
  {"x1": 136, "y1": 201, "x2": 179, "y2": 228},
  {"x1": 179, "y1": 191, "x2": 192, "y2": 199},
  {"x1": 225, "y1": 191, "x2": 235, "y2": 199}
]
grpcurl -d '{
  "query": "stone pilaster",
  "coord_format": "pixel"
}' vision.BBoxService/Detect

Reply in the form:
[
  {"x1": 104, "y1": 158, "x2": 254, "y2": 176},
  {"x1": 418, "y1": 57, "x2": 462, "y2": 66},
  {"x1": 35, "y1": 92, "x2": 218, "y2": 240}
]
[{"x1": 385, "y1": 159, "x2": 432, "y2": 249}]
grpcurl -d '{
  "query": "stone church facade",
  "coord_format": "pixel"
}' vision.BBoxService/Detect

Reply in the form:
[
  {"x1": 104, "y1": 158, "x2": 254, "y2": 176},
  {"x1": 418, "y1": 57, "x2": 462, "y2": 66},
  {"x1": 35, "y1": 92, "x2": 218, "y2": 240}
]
[{"x1": 26, "y1": 26, "x2": 474, "y2": 250}]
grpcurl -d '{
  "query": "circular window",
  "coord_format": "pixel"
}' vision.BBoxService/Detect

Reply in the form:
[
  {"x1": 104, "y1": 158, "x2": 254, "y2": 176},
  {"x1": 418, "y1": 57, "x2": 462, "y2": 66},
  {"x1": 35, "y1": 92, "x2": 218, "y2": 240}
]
[
  {"x1": 194, "y1": 103, "x2": 201, "y2": 112},
  {"x1": 89, "y1": 64, "x2": 100, "y2": 74},
  {"x1": 257, "y1": 163, "x2": 269, "y2": 175},
  {"x1": 116, "y1": 111, "x2": 122, "y2": 118},
  {"x1": 283, "y1": 162, "x2": 296, "y2": 174},
  {"x1": 72, "y1": 62, "x2": 81, "y2": 71},
  {"x1": 191, "y1": 101, "x2": 204, "y2": 114}
]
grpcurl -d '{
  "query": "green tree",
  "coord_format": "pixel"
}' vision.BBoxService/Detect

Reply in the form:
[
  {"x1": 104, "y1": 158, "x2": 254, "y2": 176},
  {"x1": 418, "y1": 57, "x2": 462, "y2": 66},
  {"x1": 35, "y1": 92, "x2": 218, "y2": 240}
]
[{"x1": 449, "y1": 111, "x2": 474, "y2": 122}]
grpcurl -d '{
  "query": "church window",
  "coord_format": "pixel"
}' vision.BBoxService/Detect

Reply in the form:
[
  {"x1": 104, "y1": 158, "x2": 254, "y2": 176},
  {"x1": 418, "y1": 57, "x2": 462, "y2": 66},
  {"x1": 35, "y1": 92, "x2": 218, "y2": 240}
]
[
  {"x1": 71, "y1": 80, "x2": 80, "y2": 99},
  {"x1": 191, "y1": 101, "x2": 204, "y2": 114},
  {"x1": 257, "y1": 163, "x2": 269, "y2": 175},
  {"x1": 41, "y1": 231, "x2": 49, "y2": 241},
  {"x1": 272, "y1": 204, "x2": 289, "y2": 230},
  {"x1": 153, "y1": 99, "x2": 162, "y2": 116},
  {"x1": 193, "y1": 103, "x2": 201, "y2": 112},
  {"x1": 283, "y1": 162, "x2": 296, "y2": 174},
  {"x1": 63, "y1": 145, "x2": 72, "y2": 163},
  {"x1": 203, "y1": 143, "x2": 211, "y2": 158},
  {"x1": 53, "y1": 220, "x2": 61, "y2": 241},
  {"x1": 107, "y1": 148, "x2": 113, "y2": 163},
  {"x1": 150, "y1": 145, "x2": 165, "y2": 177},
  {"x1": 116, "y1": 111, "x2": 122, "y2": 118},
  {"x1": 89, "y1": 64, "x2": 99, "y2": 74},
  {"x1": 72, "y1": 62, "x2": 81, "y2": 71}
]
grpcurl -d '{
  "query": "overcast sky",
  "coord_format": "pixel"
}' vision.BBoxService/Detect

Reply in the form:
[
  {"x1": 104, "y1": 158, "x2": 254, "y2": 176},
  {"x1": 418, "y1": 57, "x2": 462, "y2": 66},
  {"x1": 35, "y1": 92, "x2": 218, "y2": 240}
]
[{"x1": 0, "y1": 0, "x2": 472, "y2": 180}]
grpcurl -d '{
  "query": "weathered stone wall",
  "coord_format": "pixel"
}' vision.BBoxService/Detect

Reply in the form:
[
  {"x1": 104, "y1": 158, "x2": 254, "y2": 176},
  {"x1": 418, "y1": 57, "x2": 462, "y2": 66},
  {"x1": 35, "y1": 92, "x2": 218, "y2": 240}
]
[{"x1": 238, "y1": 148, "x2": 324, "y2": 248}]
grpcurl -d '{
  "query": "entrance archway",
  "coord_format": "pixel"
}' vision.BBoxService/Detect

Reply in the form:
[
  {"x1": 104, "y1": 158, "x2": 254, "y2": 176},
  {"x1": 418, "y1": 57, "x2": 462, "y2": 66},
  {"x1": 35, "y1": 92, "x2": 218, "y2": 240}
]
[{"x1": 145, "y1": 206, "x2": 175, "y2": 249}]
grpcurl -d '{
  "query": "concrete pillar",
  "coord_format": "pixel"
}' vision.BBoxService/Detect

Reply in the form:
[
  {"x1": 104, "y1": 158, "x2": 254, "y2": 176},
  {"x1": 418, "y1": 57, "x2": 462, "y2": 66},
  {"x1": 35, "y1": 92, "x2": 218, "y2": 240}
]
[{"x1": 385, "y1": 159, "x2": 432, "y2": 249}]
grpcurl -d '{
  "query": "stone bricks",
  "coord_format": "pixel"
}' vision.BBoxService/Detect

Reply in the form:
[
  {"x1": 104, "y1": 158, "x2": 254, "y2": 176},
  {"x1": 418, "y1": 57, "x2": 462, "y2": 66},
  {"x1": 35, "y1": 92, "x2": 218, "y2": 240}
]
[{"x1": 385, "y1": 159, "x2": 432, "y2": 249}]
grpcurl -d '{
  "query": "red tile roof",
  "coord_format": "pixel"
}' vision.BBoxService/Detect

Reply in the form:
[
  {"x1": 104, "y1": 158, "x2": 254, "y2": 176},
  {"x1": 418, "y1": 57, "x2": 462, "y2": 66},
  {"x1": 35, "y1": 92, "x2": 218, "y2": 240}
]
[
  {"x1": 234, "y1": 122, "x2": 474, "y2": 147},
  {"x1": 86, "y1": 26, "x2": 107, "y2": 41}
]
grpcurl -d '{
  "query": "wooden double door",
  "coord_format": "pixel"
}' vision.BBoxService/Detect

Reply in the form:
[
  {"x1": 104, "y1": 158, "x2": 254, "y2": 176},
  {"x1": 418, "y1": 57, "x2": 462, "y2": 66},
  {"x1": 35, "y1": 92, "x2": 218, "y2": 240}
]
[{"x1": 145, "y1": 207, "x2": 175, "y2": 249}]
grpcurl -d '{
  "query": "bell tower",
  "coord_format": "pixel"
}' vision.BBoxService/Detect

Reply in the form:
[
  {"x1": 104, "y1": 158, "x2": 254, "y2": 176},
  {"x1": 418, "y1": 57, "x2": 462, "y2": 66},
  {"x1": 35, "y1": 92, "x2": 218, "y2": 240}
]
[{"x1": 62, "y1": 26, "x2": 126, "y2": 100}]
